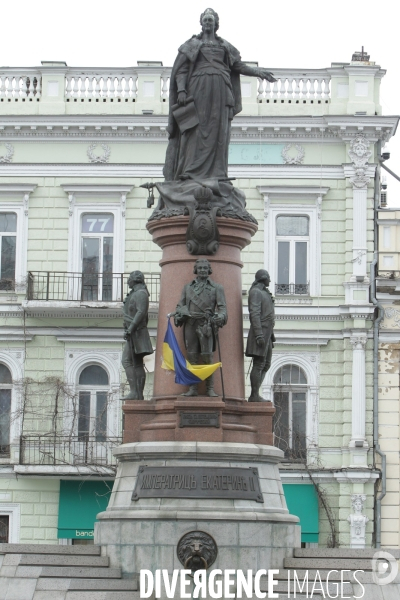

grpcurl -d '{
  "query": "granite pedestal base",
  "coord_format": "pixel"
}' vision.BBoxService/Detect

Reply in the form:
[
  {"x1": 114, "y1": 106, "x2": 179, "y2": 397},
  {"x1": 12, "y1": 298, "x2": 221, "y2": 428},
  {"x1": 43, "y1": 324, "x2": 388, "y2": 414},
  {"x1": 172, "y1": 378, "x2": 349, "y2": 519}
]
[
  {"x1": 123, "y1": 396, "x2": 275, "y2": 445},
  {"x1": 95, "y1": 441, "x2": 300, "y2": 591}
]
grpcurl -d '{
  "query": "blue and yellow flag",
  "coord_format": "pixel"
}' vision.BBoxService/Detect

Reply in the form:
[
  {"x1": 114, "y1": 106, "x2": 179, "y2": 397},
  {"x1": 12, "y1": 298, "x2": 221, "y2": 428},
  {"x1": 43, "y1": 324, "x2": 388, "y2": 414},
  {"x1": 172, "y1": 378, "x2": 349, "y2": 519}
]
[{"x1": 162, "y1": 320, "x2": 221, "y2": 385}]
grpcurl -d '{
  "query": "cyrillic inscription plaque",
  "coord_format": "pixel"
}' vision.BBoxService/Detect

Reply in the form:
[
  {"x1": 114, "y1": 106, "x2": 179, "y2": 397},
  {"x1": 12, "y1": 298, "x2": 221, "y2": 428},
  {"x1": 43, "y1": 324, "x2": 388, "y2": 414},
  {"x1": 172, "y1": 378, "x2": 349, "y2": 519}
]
[
  {"x1": 179, "y1": 412, "x2": 219, "y2": 428},
  {"x1": 132, "y1": 466, "x2": 263, "y2": 502}
]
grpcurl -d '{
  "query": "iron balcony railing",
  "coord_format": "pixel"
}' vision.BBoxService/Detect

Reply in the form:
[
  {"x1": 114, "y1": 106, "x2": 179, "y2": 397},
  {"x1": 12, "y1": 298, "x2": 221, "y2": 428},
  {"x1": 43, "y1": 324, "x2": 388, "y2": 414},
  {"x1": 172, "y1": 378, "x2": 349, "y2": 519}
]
[
  {"x1": 275, "y1": 282, "x2": 310, "y2": 296},
  {"x1": 19, "y1": 435, "x2": 122, "y2": 467},
  {"x1": 27, "y1": 271, "x2": 160, "y2": 303}
]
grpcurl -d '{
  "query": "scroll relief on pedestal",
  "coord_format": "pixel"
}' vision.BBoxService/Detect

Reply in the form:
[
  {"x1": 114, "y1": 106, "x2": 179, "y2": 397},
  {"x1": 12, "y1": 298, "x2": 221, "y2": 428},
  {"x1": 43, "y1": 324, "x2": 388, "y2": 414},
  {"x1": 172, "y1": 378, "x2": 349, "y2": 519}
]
[
  {"x1": 121, "y1": 271, "x2": 154, "y2": 400},
  {"x1": 347, "y1": 494, "x2": 369, "y2": 548},
  {"x1": 348, "y1": 134, "x2": 372, "y2": 189},
  {"x1": 141, "y1": 7, "x2": 277, "y2": 252}
]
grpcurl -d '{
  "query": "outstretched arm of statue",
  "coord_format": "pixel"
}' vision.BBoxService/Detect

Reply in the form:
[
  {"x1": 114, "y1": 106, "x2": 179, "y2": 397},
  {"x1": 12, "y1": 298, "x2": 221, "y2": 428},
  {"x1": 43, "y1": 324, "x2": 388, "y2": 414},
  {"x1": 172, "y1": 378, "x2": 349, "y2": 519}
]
[{"x1": 232, "y1": 61, "x2": 276, "y2": 82}]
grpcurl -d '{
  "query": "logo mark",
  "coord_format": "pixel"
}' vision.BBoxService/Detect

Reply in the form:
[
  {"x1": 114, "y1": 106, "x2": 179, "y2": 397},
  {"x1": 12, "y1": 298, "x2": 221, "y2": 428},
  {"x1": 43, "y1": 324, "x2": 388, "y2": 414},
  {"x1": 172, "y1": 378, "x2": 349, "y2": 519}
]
[{"x1": 372, "y1": 551, "x2": 399, "y2": 585}]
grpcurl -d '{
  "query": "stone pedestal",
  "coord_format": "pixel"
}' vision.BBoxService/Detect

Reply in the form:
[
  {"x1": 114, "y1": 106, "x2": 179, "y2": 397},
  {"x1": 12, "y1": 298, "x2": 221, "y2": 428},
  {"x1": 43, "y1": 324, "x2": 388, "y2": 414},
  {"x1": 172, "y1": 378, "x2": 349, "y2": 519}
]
[
  {"x1": 95, "y1": 442, "x2": 300, "y2": 583},
  {"x1": 146, "y1": 215, "x2": 257, "y2": 400},
  {"x1": 123, "y1": 396, "x2": 274, "y2": 445}
]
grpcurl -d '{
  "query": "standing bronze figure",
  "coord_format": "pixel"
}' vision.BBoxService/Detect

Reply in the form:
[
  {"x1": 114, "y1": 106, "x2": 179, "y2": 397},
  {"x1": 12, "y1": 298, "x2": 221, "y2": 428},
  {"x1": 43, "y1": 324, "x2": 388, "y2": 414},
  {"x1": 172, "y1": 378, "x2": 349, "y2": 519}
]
[
  {"x1": 122, "y1": 271, "x2": 154, "y2": 400},
  {"x1": 245, "y1": 270, "x2": 275, "y2": 402},
  {"x1": 174, "y1": 259, "x2": 227, "y2": 397},
  {"x1": 151, "y1": 7, "x2": 275, "y2": 220}
]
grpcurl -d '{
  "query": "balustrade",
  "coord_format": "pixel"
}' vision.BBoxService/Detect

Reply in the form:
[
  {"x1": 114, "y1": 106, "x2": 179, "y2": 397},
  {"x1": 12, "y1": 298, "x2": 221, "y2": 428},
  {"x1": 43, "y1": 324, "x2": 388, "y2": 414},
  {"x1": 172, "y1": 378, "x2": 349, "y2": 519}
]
[
  {"x1": 257, "y1": 69, "x2": 331, "y2": 101},
  {"x1": 0, "y1": 71, "x2": 41, "y2": 100}
]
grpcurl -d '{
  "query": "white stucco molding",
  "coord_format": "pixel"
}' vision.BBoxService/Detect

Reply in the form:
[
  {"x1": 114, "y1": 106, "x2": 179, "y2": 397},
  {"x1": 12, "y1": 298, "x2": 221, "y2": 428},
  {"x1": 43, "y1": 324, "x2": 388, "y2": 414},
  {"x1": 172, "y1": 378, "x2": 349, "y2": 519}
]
[
  {"x1": 260, "y1": 187, "x2": 329, "y2": 298},
  {"x1": 0, "y1": 349, "x2": 24, "y2": 444},
  {"x1": 0, "y1": 184, "x2": 37, "y2": 292},
  {"x1": 263, "y1": 350, "x2": 320, "y2": 448},
  {"x1": 334, "y1": 471, "x2": 379, "y2": 484},
  {"x1": 0, "y1": 503, "x2": 20, "y2": 542},
  {"x1": 64, "y1": 348, "x2": 122, "y2": 437},
  {"x1": 62, "y1": 185, "x2": 132, "y2": 277}
]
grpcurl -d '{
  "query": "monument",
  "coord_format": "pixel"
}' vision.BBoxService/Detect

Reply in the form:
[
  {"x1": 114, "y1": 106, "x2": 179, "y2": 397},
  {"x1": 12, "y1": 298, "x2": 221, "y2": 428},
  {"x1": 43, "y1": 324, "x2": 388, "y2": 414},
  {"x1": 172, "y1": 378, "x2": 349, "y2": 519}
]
[{"x1": 96, "y1": 8, "x2": 300, "y2": 593}]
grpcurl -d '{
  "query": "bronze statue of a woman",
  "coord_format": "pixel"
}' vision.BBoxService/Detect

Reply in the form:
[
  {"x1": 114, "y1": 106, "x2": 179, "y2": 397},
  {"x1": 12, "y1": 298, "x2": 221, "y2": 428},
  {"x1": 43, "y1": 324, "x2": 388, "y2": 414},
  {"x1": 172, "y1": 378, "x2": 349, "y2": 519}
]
[{"x1": 152, "y1": 8, "x2": 275, "y2": 220}]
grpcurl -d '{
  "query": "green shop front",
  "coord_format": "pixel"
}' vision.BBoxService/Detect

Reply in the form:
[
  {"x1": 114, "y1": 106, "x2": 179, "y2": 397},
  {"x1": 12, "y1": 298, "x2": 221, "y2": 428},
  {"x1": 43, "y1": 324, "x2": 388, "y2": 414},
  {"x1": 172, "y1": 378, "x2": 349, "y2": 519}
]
[
  {"x1": 57, "y1": 480, "x2": 113, "y2": 542},
  {"x1": 57, "y1": 480, "x2": 318, "y2": 544}
]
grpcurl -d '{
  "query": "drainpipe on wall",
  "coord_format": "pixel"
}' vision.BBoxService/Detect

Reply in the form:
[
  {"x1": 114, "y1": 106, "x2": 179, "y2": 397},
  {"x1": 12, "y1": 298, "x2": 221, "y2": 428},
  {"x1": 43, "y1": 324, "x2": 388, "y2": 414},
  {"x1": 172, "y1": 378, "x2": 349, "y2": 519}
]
[{"x1": 371, "y1": 142, "x2": 386, "y2": 548}]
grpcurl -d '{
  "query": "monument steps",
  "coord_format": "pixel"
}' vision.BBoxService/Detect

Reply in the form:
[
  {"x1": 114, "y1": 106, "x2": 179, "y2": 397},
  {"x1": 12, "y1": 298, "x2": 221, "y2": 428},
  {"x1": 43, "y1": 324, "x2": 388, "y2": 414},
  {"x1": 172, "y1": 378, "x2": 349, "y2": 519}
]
[{"x1": 0, "y1": 544, "x2": 138, "y2": 600}]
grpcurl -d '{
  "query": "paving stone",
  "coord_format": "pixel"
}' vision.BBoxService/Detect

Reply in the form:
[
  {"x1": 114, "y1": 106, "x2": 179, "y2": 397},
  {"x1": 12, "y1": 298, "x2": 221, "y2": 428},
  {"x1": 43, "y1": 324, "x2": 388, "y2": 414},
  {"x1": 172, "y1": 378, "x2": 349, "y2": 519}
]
[
  {"x1": 2, "y1": 553, "x2": 21, "y2": 566},
  {"x1": 0, "y1": 565, "x2": 16, "y2": 577},
  {"x1": 20, "y1": 554, "x2": 109, "y2": 567},
  {"x1": 66, "y1": 593, "x2": 140, "y2": 600},
  {"x1": 41, "y1": 566, "x2": 121, "y2": 578},
  {"x1": 5, "y1": 577, "x2": 37, "y2": 600},
  {"x1": 0, "y1": 577, "x2": 9, "y2": 600},
  {"x1": 0, "y1": 544, "x2": 100, "y2": 555},
  {"x1": 68, "y1": 578, "x2": 138, "y2": 591},
  {"x1": 16, "y1": 566, "x2": 43, "y2": 577},
  {"x1": 35, "y1": 578, "x2": 71, "y2": 591},
  {"x1": 33, "y1": 592, "x2": 67, "y2": 600}
]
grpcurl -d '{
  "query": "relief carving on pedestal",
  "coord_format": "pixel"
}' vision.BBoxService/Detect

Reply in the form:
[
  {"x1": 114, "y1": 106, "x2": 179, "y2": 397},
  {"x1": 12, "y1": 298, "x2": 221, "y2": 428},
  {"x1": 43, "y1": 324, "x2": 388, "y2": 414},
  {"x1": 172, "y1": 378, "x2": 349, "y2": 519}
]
[{"x1": 348, "y1": 134, "x2": 372, "y2": 188}]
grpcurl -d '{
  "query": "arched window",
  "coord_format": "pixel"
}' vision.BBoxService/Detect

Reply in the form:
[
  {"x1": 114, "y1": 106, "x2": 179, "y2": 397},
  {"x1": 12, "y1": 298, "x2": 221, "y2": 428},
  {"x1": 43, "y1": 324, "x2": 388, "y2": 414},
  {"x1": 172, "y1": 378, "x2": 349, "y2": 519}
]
[
  {"x1": 77, "y1": 365, "x2": 109, "y2": 441},
  {"x1": 273, "y1": 364, "x2": 307, "y2": 459},
  {"x1": 0, "y1": 363, "x2": 12, "y2": 455}
]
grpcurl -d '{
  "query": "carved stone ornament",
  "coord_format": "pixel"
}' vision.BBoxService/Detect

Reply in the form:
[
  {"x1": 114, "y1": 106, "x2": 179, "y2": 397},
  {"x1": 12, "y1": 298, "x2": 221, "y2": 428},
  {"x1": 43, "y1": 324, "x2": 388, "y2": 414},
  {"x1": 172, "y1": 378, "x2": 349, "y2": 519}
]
[
  {"x1": 87, "y1": 143, "x2": 111, "y2": 163},
  {"x1": 348, "y1": 134, "x2": 372, "y2": 188},
  {"x1": 0, "y1": 143, "x2": 14, "y2": 163},
  {"x1": 177, "y1": 531, "x2": 218, "y2": 572},
  {"x1": 281, "y1": 143, "x2": 305, "y2": 165},
  {"x1": 185, "y1": 187, "x2": 221, "y2": 255},
  {"x1": 350, "y1": 336, "x2": 367, "y2": 349},
  {"x1": 347, "y1": 494, "x2": 369, "y2": 548}
]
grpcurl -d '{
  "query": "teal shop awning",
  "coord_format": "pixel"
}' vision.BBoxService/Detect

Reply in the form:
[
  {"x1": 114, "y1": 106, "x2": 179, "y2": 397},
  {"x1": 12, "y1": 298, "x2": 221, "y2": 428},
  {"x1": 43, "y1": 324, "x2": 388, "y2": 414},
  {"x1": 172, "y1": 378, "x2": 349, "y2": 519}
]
[
  {"x1": 58, "y1": 480, "x2": 113, "y2": 539},
  {"x1": 283, "y1": 484, "x2": 319, "y2": 543}
]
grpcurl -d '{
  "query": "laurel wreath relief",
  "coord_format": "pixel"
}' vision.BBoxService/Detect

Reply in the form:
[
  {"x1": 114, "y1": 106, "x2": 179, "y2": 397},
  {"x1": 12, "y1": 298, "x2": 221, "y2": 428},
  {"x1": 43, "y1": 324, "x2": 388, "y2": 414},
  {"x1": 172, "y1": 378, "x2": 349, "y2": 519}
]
[
  {"x1": 281, "y1": 143, "x2": 305, "y2": 165},
  {"x1": 87, "y1": 143, "x2": 111, "y2": 163},
  {"x1": 0, "y1": 143, "x2": 14, "y2": 163}
]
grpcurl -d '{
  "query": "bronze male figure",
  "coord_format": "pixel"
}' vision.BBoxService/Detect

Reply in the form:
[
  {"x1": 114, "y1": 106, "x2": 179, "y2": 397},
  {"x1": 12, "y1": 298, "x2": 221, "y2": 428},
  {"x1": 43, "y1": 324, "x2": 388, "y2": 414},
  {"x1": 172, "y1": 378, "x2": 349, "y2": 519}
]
[
  {"x1": 245, "y1": 269, "x2": 275, "y2": 402},
  {"x1": 174, "y1": 259, "x2": 227, "y2": 397},
  {"x1": 122, "y1": 271, "x2": 154, "y2": 400}
]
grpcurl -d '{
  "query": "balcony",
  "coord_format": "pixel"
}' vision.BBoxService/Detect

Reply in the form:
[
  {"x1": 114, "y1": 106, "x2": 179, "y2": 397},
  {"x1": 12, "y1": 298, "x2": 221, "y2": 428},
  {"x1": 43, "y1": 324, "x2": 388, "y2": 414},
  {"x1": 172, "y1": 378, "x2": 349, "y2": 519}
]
[
  {"x1": 19, "y1": 434, "x2": 121, "y2": 470},
  {"x1": 27, "y1": 271, "x2": 160, "y2": 303},
  {"x1": 275, "y1": 282, "x2": 310, "y2": 296}
]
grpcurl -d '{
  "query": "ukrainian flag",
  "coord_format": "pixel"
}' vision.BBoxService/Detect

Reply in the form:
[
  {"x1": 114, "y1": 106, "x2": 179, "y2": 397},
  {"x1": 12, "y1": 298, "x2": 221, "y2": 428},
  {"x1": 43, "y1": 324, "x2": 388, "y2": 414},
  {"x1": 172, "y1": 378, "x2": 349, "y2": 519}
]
[{"x1": 162, "y1": 320, "x2": 221, "y2": 385}]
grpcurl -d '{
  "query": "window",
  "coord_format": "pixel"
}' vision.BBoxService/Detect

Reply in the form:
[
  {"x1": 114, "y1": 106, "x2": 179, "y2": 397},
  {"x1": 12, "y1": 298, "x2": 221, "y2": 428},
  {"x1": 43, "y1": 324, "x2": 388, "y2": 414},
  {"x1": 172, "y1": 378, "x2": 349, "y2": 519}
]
[
  {"x1": 81, "y1": 214, "x2": 114, "y2": 301},
  {"x1": 0, "y1": 515, "x2": 9, "y2": 543},
  {"x1": 0, "y1": 213, "x2": 17, "y2": 291},
  {"x1": 0, "y1": 363, "x2": 12, "y2": 455},
  {"x1": 276, "y1": 215, "x2": 309, "y2": 295},
  {"x1": 273, "y1": 364, "x2": 307, "y2": 459},
  {"x1": 77, "y1": 365, "x2": 109, "y2": 442}
]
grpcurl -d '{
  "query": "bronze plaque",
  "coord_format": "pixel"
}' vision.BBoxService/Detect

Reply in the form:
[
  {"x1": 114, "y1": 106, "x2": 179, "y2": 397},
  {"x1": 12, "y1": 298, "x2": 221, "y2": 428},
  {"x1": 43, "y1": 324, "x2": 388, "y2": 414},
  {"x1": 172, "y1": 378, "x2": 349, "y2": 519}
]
[
  {"x1": 132, "y1": 466, "x2": 263, "y2": 502},
  {"x1": 180, "y1": 412, "x2": 219, "y2": 428}
]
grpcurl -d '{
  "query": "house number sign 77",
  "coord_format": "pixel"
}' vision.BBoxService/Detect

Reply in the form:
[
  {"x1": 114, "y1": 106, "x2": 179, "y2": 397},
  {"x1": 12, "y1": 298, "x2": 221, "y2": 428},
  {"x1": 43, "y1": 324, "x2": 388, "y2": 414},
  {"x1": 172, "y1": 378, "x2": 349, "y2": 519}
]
[{"x1": 82, "y1": 215, "x2": 114, "y2": 233}]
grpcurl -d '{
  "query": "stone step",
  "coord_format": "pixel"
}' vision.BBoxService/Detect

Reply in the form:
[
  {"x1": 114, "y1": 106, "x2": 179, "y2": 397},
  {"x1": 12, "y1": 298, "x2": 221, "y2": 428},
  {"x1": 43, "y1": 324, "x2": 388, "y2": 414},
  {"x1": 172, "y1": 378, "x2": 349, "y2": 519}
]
[
  {"x1": 0, "y1": 543, "x2": 101, "y2": 555},
  {"x1": 40, "y1": 566, "x2": 121, "y2": 578},
  {"x1": 36, "y1": 578, "x2": 138, "y2": 591},
  {"x1": 20, "y1": 554, "x2": 109, "y2": 567},
  {"x1": 274, "y1": 569, "x2": 377, "y2": 584},
  {"x1": 260, "y1": 577, "x2": 353, "y2": 595},
  {"x1": 284, "y1": 557, "x2": 374, "y2": 570},
  {"x1": 294, "y1": 547, "x2": 400, "y2": 559},
  {"x1": 66, "y1": 593, "x2": 141, "y2": 600}
]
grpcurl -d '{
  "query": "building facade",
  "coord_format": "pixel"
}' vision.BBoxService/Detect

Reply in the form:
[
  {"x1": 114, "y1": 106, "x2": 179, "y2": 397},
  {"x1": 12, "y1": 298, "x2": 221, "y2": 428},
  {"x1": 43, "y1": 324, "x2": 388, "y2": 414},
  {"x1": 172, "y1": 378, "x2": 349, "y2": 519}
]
[{"x1": 0, "y1": 56, "x2": 397, "y2": 547}]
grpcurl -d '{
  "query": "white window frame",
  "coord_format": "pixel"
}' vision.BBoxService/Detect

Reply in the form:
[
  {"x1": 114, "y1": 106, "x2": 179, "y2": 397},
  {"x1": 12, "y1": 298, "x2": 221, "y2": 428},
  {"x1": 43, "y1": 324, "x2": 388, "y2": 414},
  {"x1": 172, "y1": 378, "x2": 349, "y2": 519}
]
[
  {"x1": 77, "y1": 366, "x2": 110, "y2": 440},
  {"x1": 0, "y1": 184, "x2": 37, "y2": 293},
  {"x1": 276, "y1": 216, "x2": 310, "y2": 294},
  {"x1": 258, "y1": 186, "x2": 329, "y2": 298},
  {"x1": 0, "y1": 503, "x2": 20, "y2": 542},
  {"x1": 263, "y1": 351, "x2": 320, "y2": 450},
  {"x1": 62, "y1": 185, "x2": 132, "y2": 300},
  {"x1": 0, "y1": 349, "x2": 24, "y2": 450},
  {"x1": 64, "y1": 349, "x2": 121, "y2": 439}
]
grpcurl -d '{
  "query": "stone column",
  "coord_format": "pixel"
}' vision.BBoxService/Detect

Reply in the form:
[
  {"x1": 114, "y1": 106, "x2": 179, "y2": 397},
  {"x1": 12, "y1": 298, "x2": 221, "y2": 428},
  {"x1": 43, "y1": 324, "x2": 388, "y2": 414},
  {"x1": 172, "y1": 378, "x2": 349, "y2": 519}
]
[{"x1": 349, "y1": 334, "x2": 368, "y2": 449}]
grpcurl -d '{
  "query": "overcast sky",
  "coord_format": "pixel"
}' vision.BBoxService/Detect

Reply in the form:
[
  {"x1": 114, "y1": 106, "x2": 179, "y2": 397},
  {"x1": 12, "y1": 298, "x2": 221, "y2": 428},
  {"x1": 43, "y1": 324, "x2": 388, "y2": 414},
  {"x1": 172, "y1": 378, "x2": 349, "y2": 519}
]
[{"x1": 3, "y1": 0, "x2": 399, "y2": 200}]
